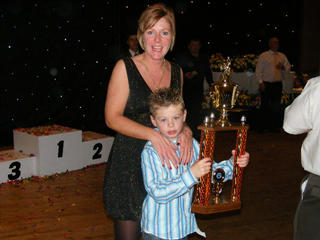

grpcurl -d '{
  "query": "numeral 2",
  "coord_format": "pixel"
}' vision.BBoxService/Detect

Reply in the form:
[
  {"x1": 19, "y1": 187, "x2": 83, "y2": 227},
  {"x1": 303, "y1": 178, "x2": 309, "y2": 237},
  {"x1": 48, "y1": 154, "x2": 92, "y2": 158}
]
[{"x1": 93, "y1": 143, "x2": 102, "y2": 160}]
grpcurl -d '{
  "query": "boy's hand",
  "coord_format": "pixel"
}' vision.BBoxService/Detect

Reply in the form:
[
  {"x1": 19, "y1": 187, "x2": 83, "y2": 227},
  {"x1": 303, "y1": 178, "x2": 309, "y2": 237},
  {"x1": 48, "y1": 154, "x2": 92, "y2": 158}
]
[
  {"x1": 190, "y1": 157, "x2": 212, "y2": 179},
  {"x1": 232, "y1": 150, "x2": 250, "y2": 168}
]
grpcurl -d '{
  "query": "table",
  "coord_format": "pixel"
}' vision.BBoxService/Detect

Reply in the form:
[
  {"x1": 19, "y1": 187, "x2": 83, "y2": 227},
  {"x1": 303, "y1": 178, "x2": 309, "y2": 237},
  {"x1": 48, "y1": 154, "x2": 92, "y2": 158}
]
[{"x1": 209, "y1": 71, "x2": 294, "y2": 94}]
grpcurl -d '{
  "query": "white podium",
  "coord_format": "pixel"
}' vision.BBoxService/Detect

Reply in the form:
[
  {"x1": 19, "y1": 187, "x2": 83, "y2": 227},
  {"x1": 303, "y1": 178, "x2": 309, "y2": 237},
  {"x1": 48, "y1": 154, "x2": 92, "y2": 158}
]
[
  {"x1": 0, "y1": 149, "x2": 36, "y2": 183},
  {"x1": 0, "y1": 125, "x2": 115, "y2": 182},
  {"x1": 13, "y1": 125, "x2": 84, "y2": 176},
  {"x1": 82, "y1": 131, "x2": 114, "y2": 166}
]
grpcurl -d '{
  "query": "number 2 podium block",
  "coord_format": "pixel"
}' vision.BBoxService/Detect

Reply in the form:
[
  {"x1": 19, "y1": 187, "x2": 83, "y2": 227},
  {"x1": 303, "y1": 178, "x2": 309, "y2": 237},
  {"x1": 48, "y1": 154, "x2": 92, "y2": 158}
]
[
  {"x1": 82, "y1": 131, "x2": 114, "y2": 166},
  {"x1": 0, "y1": 149, "x2": 37, "y2": 184},
  {"x1": 13, "y1": 125, "x2": 85, "y2": 177}
]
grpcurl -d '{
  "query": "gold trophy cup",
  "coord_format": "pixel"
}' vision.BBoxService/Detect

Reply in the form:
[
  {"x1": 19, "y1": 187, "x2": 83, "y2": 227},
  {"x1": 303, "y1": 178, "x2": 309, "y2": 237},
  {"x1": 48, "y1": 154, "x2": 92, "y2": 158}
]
[{"x1": 210, "y1": 57, "x2": 239, "y2": 127}]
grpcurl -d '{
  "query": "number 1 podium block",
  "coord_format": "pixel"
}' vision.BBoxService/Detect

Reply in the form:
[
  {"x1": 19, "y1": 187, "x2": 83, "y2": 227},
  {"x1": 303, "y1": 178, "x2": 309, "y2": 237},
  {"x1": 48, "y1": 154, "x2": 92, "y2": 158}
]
[
  {"x1": 0, "y1": 149, "x2": 36, "y2": 184},
  {"x1": 82, "y1": 131, "x2": 114, "y2": 166},
  {"x1": 13, "y1": 125, "x2": 85, "y2": 177}
]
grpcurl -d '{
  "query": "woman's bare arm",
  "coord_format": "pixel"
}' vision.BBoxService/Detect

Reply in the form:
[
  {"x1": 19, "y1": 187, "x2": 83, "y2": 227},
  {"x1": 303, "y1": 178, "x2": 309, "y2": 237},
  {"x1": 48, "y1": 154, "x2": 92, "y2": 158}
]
[{"x1": 177, "y1": 67, "x2": 194, "y2": 165}]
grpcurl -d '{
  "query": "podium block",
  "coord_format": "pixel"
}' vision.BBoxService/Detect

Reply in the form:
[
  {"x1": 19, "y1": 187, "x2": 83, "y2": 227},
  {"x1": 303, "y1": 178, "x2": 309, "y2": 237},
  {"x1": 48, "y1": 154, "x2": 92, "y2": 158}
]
[
  {"x1": 13, "y1": 125, "x2": 85, "y2": 177},
  {"x1": 0, "y1": 149, "x2": 36, "y2": 183},
  {"x1": 82, "y1": 131, "x2": 114, "y2": 166}
]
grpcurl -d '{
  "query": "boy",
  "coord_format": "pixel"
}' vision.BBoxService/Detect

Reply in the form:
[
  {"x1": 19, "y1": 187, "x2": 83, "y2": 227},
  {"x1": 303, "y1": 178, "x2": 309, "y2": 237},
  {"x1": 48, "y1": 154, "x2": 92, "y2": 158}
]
[{"x1": 141, "y1": 88, "x2": 249, "y2": 239}]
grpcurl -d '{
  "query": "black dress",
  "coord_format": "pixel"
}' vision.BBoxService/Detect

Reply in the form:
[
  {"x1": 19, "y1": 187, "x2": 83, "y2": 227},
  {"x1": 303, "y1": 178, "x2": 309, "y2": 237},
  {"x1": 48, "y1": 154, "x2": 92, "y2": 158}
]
[{"x1": 103, "y1": 57, "x2": 181, "y2": 221}]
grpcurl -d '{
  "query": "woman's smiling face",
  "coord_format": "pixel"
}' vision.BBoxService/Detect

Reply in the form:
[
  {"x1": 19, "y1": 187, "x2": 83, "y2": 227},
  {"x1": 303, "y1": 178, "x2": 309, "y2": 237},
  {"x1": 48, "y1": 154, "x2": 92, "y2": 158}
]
[{"x1": 143, "y1": 17, "x2": 172, "y2": 60}]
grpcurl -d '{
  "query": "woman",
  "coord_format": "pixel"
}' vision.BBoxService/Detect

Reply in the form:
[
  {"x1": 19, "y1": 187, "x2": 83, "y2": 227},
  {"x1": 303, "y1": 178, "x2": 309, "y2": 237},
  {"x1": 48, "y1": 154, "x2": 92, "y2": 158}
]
[{"x1": 103, "y1": 4, "x2": 193, "y2": 240}]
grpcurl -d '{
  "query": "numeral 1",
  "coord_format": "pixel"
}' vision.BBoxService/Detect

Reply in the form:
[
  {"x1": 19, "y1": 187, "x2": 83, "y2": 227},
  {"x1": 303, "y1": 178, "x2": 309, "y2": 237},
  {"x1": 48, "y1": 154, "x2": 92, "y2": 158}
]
[{"x1": 57, "y1": 140, "x2": 64, "y2": 158}]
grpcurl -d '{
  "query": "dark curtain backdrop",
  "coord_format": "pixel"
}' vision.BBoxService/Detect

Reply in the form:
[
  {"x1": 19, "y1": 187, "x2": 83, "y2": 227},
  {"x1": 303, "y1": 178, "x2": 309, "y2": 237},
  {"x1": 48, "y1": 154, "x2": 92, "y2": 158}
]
[
  {"x1": 0, "y1": 0, "x2": 306, "y2": 146},
  {"x1": 299, "y1": 0, "x2": 320, "y2": 74}
]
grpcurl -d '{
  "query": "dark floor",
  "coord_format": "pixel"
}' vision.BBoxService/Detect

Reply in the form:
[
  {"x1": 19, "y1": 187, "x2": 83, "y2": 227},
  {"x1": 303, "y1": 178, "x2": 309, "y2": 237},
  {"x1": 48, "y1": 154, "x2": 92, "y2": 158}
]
[
  {"x1": 189, "y1": 129, "x2": 306, "y2": 240},
  {"x1": 0, "y1": 129, "x2": 307, "y2": 240}
]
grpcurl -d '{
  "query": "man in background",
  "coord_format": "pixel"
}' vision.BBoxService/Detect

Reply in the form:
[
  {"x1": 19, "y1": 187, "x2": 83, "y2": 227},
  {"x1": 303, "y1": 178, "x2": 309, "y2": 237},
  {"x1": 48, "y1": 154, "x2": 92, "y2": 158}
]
[
  {"x1": 175, "y1": 38, "x2": 213, "y2": 140},
  {"x1": 122, "y1": 33, "x2": 140, "y2": 57},
  {"x1": 255, "y1": 37, "x2": 291, "y2": 132}
]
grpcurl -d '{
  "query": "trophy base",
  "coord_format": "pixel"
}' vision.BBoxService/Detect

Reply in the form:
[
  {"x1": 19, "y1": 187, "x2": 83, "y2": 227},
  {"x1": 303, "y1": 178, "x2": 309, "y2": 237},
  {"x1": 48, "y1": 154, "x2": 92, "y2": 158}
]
[
  {"x1": 191, "y1": 200, "x2": 241, "y2": 215},
  {"x1": 192, "y1": 182, "x2": 241, "y2": 214}
]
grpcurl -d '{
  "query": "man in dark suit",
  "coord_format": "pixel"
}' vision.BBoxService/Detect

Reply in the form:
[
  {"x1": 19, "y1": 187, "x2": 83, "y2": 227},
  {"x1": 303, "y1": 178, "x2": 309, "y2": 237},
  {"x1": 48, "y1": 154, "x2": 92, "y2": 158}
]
[
  {"x1": 175, "y1": 38, "x2": 213, "y2": 140},
  {"x1": 123, "y1": 34, "x2": 140, "y2": 57}
]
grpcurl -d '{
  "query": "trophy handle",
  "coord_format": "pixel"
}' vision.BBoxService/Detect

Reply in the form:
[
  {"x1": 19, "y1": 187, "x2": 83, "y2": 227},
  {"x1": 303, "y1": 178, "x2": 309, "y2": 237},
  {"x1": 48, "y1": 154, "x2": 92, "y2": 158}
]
[{"x1": 231, "y1": 88, "x2": 240, "y2": 108}]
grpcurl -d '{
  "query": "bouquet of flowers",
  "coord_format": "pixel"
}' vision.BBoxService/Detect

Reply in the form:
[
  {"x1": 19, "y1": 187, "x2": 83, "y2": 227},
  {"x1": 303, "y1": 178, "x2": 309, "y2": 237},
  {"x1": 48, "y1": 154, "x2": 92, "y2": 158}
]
[
  {"x1": 202, "y1": 94, "x2": 213, "y2": 110},
  {"x1": 209, "y1": 53, "x2": 225, "y2": 72},
  {"x1": 231, "y1": 56, "x2": 247, "y2": 72},
  {"x1": 209, "y1": 53, "x2": 258, "y2": 72},
  {"x1": 242, "y1": 54, "x2": 258, "y2": 72},
  {"x1": 237, "y1": 92, "x2": 251, "y2": 106}
]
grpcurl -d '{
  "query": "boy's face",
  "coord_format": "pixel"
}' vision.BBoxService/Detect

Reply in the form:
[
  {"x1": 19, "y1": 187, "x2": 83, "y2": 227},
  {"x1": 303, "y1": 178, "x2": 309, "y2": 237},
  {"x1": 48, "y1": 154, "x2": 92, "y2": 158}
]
[{"x1": 150, "y1": 104, "x2": 186, "y2": 140}]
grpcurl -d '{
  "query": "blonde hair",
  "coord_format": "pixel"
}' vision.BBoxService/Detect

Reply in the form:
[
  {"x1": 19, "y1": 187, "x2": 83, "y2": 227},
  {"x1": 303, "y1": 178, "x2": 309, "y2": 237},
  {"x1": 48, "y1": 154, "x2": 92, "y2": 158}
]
[
  {"x1": 137, "y1": 3, "x2": 176, "y2": 51},
  {"x1": 149, "y1": 88, "x2": 184, "y2": 117}
]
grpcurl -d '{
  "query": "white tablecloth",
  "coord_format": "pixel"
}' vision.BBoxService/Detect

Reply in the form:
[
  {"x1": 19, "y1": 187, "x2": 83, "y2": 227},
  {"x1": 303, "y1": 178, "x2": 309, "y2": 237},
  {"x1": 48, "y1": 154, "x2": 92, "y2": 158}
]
[{"x1": 208, "y1": 71, "x2": 294, "y2": 94}]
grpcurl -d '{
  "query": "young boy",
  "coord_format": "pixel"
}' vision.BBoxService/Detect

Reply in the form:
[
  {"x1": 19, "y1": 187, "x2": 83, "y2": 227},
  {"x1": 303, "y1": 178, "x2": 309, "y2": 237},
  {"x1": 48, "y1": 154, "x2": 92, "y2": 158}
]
[{"x1": 141, "y1": 88, "x2": 249, "y2": 240}]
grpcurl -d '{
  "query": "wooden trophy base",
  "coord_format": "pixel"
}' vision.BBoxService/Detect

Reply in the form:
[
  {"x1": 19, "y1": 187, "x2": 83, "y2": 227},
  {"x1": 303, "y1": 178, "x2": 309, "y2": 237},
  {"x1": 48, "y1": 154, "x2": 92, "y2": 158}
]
[
  {"x1": 191, "y1": 201, "x2": 241, "y2": 215},
  {"x1": 192, "y1": 182, "x2": 241, "y2": 214}
]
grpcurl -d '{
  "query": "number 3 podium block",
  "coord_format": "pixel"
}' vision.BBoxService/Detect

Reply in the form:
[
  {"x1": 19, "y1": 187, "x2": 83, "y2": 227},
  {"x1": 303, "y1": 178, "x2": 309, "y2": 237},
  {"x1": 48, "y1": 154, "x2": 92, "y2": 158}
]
[
  {"x1": 0, "y1": 149, "x2": 37, "y2": 184},
  {"x1": 82, "y1": 131, "x2": 114, "y2": 166},
  {"x1": 13, "y1": 125, "x2": 84, "y2": 177}
]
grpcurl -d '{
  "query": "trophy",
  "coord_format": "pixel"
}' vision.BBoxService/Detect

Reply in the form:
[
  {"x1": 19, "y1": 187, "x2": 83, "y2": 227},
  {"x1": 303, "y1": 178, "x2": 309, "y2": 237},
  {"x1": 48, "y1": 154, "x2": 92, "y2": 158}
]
[
  {"x1": 191, "y1": 112, "x2": 249, "y2": 214},
  {"x1": 210, "y1": 57, "x2": 239, "y2": 127}
]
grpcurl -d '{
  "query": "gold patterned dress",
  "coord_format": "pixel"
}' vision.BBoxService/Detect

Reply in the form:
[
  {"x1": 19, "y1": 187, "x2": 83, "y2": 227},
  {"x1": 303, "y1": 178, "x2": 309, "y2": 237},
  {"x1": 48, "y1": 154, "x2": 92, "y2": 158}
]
[{"x1": 103, "y1": 57, "x2": 181, "y2": 220}]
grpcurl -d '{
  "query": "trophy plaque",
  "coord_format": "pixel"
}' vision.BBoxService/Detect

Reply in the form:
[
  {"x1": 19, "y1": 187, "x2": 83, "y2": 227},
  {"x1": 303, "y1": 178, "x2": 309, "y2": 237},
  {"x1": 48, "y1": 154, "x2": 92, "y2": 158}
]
[
  {"x1": 191, "y1": 58, "x2": 249, "y2": 215},
  {"x1": 212, "y1": 168, "x2": 225, "y2": 204}
]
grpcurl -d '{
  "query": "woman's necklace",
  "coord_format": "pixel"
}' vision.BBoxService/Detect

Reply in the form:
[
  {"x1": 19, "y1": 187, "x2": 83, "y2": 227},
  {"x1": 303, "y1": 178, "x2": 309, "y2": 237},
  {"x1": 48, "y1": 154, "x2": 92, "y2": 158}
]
[{"x1": 141, "y1": 58, "x2": 166, "y2": 91}]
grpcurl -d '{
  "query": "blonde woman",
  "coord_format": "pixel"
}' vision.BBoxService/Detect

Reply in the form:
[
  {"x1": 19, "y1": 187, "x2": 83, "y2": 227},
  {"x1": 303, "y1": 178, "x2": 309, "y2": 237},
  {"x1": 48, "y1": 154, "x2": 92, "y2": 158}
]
[{"x1": 103, "y1": 4, "x2": 193, "y2": 240}]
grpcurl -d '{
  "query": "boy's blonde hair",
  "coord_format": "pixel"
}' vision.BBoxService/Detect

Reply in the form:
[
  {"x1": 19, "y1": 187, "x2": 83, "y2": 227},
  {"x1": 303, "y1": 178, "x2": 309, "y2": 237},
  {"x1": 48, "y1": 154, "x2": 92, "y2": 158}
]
[
  {"x1": 137, "y1": 3, "x2": 176, "y2": 51},
  {"x1": 149, "y1": 88, "x2": 184, "y2": 117}
]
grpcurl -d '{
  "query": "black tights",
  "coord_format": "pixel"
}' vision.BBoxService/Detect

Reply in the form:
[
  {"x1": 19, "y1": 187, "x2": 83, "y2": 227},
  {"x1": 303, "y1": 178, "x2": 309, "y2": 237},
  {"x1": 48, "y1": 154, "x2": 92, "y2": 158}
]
[{"x1": 114, "y1": 219, "x2": 141, "y2": 240}]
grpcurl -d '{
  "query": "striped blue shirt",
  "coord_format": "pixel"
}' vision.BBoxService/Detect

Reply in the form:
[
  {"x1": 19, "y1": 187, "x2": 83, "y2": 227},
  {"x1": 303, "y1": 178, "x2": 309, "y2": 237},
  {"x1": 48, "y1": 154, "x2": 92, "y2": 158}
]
[
  {"x1": 141, "y1": 136, "x2": 234, "y2": 239},
  {"x1": 141, "y1": 138, "x2": 203, "y2": 239}
]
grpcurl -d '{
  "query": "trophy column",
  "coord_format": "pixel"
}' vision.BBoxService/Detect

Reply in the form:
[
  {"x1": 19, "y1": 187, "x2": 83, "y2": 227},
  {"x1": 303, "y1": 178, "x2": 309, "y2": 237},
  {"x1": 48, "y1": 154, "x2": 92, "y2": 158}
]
[
  {"x1": 231, "y1": 125, "x2": 248, "y2": 202},
  {"x1": 193, "y1": 127, "x2": 216, "y2": 207}
]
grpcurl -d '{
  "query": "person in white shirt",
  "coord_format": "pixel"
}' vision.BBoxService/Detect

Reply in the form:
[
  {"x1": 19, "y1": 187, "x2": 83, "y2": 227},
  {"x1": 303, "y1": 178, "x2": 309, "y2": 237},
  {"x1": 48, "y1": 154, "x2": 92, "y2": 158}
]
[
  {"x1": 283, "y1": 76, "x2": 320, "y2": 240},
  {"x1": 255, "y1": 37, "x2": 291, "y2": 132}
]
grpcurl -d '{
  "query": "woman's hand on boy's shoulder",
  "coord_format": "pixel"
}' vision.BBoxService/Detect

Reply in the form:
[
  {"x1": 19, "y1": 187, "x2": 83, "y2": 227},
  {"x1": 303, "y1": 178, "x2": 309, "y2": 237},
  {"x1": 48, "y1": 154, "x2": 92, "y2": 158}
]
[
  {"x1": 178, "y1": 125, "x2": 193, "y2": 165},
  {"x1": 150, "y1": 129, "x2": 179, "y2": 169}
]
